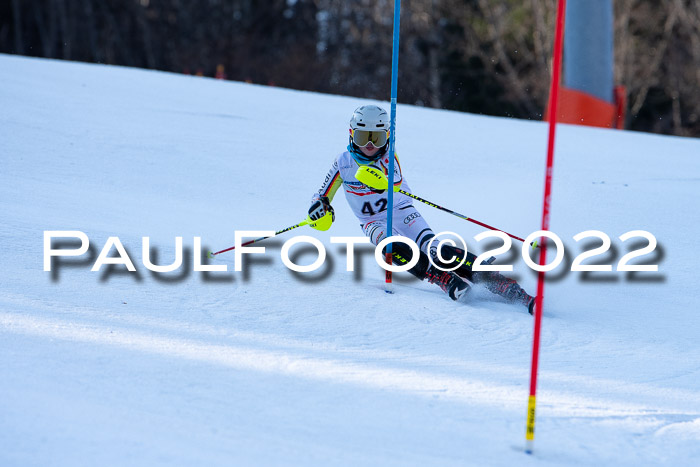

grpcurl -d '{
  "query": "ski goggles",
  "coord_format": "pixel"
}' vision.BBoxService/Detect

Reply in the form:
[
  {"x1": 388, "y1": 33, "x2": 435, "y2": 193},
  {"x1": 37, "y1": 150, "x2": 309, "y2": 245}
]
[{"x1": 351, "y1": 129, "x2": 389, "y2": 148}]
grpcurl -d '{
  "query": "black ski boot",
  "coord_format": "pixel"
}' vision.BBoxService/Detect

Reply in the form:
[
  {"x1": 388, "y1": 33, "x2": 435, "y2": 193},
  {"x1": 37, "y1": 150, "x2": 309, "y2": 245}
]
[{"x1": 425, "y1": 265, "x2": 471, "y2": 301}]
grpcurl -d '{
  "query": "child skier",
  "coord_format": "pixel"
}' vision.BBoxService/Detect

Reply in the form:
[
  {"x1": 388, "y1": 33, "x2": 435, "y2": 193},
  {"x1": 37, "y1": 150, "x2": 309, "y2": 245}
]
[{"x1": 308, "y1": 104, "x2": 535, "y2": 314}]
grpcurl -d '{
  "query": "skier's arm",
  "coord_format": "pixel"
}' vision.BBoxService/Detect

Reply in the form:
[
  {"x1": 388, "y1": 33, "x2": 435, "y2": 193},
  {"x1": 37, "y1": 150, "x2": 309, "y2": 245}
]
[
  {"x1": 309, "y1": 159, "x2": 343, "y2": 221},
  {"x1": 312, "y1": 159, "x2": 343, "y2": 204}
]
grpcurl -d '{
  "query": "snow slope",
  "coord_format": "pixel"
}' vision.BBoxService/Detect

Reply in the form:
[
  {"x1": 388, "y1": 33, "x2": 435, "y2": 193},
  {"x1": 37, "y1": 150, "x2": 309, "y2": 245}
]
[{"x1": 1, "y1": 53, "x2": 699, "y2": 466}]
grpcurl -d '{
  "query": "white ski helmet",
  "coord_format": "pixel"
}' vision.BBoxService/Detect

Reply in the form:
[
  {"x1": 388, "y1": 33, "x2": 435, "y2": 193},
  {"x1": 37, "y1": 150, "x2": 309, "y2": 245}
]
[{"x1": 348, "y1": 105, "x2": 390, "y2": 163}]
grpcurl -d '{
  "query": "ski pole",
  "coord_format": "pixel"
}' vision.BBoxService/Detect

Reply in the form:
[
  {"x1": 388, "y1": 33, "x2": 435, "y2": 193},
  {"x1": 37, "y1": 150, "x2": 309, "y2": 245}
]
[
  {"x1": 355, "y1": 165, "x2": 533, "y2": 246},
  {"x1": 399, "y1": 190, "x2": 529, "y2": 244},
  {"x1": 209, "y1": 210, "x2": 334, "y2": 258},
  {"x1": 208, "y1": 219, "x2": 310, "y2": 258}
]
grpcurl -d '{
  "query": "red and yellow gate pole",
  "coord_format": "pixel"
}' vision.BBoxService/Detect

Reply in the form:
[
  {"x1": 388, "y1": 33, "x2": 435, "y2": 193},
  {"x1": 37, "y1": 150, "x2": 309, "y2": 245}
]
[{"x1": 526, "y1": 0, "x2": 567, "y2": 454}]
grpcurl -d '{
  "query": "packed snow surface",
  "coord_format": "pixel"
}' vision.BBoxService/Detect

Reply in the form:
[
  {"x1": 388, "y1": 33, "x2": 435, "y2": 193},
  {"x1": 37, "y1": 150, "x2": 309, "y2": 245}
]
[{"x1": 1, "y1": 54, "x2": 699, "y2": 466}]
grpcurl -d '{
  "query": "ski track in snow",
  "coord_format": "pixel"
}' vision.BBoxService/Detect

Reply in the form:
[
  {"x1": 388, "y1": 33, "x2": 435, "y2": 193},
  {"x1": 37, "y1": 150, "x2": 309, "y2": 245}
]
[{"x1": 2, "y1": 310, "x2": 700, "y2": 420}]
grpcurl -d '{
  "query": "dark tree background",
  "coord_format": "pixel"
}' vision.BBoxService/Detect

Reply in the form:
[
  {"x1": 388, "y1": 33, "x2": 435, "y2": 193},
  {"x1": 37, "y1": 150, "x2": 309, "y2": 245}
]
[{"x1": 1, "y1": 0, "x2": 698, "y2": 137}]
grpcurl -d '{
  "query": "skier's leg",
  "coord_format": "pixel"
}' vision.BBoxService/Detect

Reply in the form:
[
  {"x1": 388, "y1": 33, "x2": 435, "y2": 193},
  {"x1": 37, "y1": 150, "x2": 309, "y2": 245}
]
[
  {"x1": 362, "y1": 204, "x2": 436, "y2": 259},
  {"x1": 386, "y1": 241, "x2": 471, "y2": 301},
  {"x1": 427, "y1": 245, "x2": 477, "y2": 280},
  {"x1": 362, "y1": 211, "x2": 469, "y2": 301},
  {"x1": 473, "y1": 270, "x2": 535, "y2": 313},
  {"x1": 392, "y1": 204, "x2": 436, "y2": 255},
  {"x1": 362, "y1": 214, "x2": 430, "y2": 279},
  {"x1": 364, "y1": 204, "x2": 531, "y2": 309},
  {"x1": 390, "y1": 206, "x2": 479, "y2": 280},
  {"x1": 434, "y1": 244, "x2": 535, "y2": 314}
]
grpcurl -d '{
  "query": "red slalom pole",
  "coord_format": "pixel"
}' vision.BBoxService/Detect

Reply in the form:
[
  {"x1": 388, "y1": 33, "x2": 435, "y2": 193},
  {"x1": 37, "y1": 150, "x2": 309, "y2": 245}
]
[{"x1": 525, "y1": 0, "x2": 566, "y2": 454}]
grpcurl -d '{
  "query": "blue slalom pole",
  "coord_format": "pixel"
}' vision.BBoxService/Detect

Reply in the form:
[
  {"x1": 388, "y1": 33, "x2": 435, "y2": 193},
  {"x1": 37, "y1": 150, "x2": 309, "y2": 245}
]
[{"x1": 385, "y1": 0, "x2": 401, "y2": 293}]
